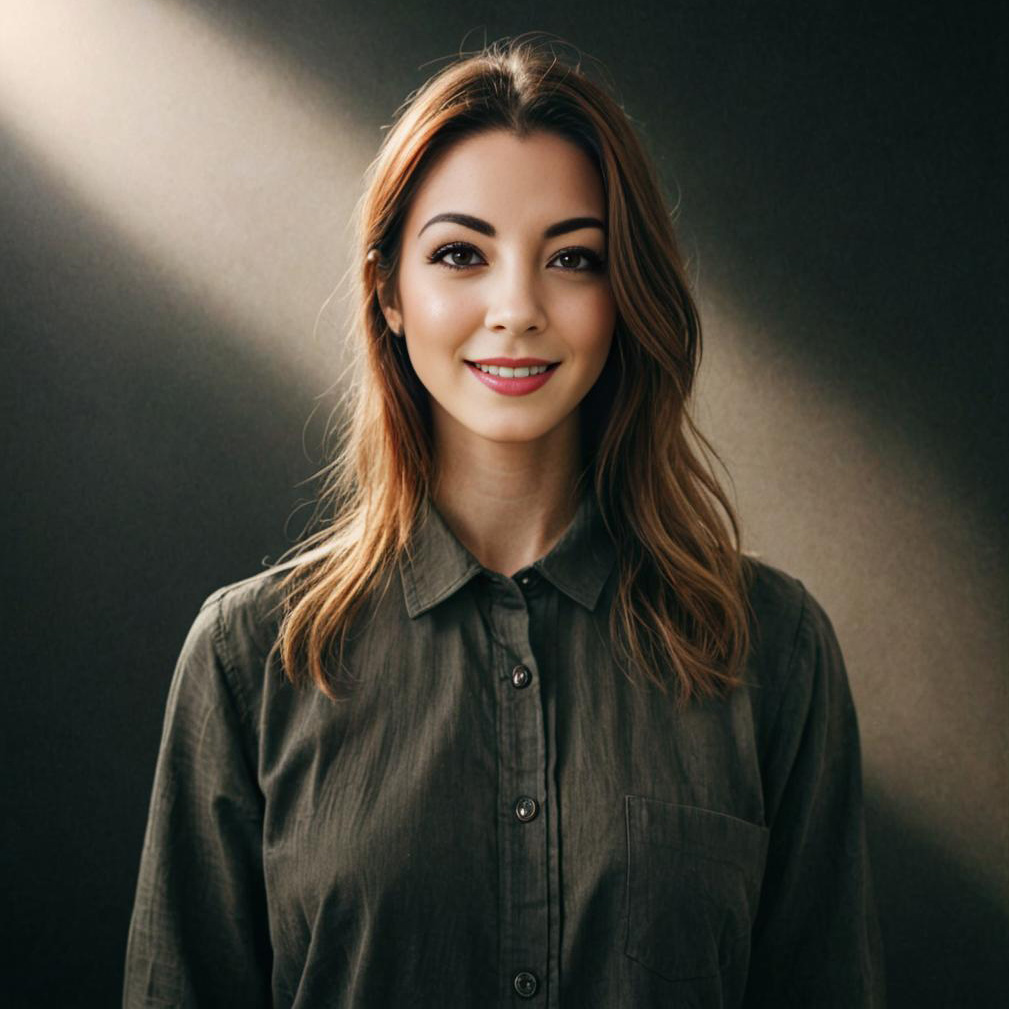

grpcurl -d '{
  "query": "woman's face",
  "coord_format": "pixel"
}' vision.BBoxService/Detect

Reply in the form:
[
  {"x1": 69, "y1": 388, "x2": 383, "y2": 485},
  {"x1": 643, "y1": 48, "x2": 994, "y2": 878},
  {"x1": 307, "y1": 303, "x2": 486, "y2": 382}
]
[{"x1": 381, "y1": 128, "x2": 617, "y2": 448}]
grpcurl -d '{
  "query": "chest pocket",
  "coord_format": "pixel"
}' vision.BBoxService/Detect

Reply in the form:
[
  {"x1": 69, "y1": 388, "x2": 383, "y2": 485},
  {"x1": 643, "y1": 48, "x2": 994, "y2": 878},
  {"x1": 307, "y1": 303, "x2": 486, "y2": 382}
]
[{"x1": 624, "y1": 795, "x2": 770, "y2": 982}]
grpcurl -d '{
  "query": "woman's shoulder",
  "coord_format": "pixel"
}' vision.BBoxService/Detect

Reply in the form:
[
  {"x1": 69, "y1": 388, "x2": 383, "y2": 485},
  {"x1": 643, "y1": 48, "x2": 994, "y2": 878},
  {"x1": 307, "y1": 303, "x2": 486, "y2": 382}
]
[
  {"x1": 737, "y1": 555, "x2": 866, "y2": 818},
  {"x1": 201, "y1": 564, "x2": 287, "y2": 633},
  {"x1": 743, "y1": 551, "x2": 806, "y2": 636},
  {"x1": 193, "y1": 550, "x2": 331, "y2": 665},
  {"x1": 739, "y1": 552, "x2": 845, "y2": 702}
]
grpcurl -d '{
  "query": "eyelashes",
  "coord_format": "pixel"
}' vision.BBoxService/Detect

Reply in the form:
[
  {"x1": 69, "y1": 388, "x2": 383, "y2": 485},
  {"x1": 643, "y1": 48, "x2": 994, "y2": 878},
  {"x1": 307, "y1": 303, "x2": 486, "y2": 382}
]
[{"x1": 427, "y1": 241, "x2": 606, "y2": 274}]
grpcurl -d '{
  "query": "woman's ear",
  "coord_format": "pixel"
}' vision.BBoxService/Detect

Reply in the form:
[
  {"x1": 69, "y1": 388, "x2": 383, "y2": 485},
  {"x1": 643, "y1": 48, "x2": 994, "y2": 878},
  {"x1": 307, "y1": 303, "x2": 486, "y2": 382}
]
[{"x1": 377, "y1": 277, "x2": 404, "y2": 337}]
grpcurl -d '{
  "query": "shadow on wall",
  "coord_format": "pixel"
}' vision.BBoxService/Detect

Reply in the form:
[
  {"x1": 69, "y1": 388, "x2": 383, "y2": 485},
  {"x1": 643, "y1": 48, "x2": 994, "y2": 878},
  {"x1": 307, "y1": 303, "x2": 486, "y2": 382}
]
[{"x1": 866, "y1": 783, "x2": 1009, "y2": 1005}]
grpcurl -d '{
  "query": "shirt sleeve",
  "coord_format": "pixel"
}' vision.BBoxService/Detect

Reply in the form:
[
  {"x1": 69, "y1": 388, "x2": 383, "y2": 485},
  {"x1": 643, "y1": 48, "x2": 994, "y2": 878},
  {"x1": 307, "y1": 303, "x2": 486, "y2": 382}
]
[
  {"x1": 122, "y1": 592, "x2": 273, "y2": 1008},
  {"x1": 744, "y1": 585, "x2": 887, "y2": 1007}
]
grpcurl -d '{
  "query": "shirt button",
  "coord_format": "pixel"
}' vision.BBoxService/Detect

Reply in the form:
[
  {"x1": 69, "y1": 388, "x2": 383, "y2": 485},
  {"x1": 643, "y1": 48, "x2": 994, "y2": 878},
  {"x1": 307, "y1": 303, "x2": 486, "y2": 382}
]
[
  {"x1": 514, "y1": 796, "x2": 538, "y2": 822},
  {"x1": 513, "y1": 970, "x2": 538, "y2": 998},
  {"x1": 511, "y1": 664, "x2": 532, "y2": 689}
]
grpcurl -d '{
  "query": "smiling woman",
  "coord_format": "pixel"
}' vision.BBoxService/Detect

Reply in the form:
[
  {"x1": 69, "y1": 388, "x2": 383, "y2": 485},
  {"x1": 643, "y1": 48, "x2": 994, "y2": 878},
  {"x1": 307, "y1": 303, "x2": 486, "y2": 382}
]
[
  {"x1": 123, "y1": 33, "x2": 885, "y2": 1009},
  {"x1": 376, "y1": 128, "x2": 618, "y2": 521}
]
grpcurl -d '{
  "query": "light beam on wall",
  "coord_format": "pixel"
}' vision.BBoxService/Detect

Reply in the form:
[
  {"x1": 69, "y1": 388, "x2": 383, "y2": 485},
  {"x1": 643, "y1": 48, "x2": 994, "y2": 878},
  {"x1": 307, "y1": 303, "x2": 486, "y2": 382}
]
[
  {"x1": 695, "y1": 295, "x2": 1008, "y2": 906},
  {"x1": 0, "y1": 0, "x2": 371, "y2": 386}
]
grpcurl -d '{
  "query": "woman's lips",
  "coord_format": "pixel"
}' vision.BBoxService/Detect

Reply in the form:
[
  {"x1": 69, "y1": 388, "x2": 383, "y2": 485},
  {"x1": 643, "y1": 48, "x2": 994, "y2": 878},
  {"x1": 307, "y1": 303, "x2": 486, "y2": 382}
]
[{"x1": 465, "y1": 361, "x2": 560, "y2": 397}]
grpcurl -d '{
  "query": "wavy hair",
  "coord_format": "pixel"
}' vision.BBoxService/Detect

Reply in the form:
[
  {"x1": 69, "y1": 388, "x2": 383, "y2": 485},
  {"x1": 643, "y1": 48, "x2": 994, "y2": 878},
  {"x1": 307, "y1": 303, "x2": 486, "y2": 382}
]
[{"x1": 269, "y1": 33, "x2": 754, "y2": 709}]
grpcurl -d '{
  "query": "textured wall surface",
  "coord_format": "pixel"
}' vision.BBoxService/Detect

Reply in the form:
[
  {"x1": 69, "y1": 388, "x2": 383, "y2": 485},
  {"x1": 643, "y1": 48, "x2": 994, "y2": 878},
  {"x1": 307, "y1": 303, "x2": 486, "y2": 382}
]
[{"x1": 2, "y1": 2, "x2": 1004, "y2": 1005}]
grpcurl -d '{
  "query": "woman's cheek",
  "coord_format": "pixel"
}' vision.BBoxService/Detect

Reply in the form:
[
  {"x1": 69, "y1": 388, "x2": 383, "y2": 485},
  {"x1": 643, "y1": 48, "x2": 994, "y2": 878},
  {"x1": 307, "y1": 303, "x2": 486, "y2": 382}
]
[{"x1": 418, "y1": 288, "x2": 477, "y2": 333}]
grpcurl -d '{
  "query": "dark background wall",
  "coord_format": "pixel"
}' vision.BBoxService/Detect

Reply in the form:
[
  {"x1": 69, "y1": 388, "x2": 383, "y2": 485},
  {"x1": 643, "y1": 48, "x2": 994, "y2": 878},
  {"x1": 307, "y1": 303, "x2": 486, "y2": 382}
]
[{"x1": 2, "y1": 1, "x2": 1005, "y2": 1005}]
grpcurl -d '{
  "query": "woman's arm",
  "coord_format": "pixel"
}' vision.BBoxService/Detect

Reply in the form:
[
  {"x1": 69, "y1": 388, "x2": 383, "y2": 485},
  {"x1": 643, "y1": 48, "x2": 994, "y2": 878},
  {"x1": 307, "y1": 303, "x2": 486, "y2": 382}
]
[
  {"x1": 123, "y1": 594, "x2": 273, "y2": 1008},
  {"x1": 744, "y1": 586, "x2": 887, "y2": 1007}
]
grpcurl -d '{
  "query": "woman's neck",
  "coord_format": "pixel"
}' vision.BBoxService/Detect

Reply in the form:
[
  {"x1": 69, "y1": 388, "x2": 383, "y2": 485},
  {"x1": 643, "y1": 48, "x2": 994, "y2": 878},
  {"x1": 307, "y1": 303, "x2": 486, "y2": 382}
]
[{"x1": 430, "y1": 407, "x2": 583, "y2": 578}]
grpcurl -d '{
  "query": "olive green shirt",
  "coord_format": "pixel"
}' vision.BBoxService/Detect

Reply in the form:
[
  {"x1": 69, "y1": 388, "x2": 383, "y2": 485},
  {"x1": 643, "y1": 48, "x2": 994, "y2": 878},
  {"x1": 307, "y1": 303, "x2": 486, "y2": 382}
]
[{"x1": 123, "y1": 486, "x2": 885, "y2": 1007}]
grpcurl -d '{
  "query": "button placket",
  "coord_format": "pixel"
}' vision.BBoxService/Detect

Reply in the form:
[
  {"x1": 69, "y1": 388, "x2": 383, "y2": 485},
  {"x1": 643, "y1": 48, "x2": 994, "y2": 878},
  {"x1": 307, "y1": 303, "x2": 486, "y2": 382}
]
[{"x1": 488, "y1": 585, "x2": 549, "y2": 1005}]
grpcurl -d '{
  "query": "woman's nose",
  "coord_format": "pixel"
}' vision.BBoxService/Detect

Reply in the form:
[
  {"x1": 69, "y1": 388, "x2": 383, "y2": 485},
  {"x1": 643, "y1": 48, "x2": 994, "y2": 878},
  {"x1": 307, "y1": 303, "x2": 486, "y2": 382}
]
[{"x1": 482, "y1": 259, "x2": 548, "y2": 335}]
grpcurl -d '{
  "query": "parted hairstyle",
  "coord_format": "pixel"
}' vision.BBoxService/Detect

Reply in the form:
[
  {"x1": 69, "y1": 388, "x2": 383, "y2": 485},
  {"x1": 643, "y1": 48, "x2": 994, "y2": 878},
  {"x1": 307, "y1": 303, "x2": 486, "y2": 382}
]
[{"x1": 268, "y1": 33, "x2": 754, "y2": 709}]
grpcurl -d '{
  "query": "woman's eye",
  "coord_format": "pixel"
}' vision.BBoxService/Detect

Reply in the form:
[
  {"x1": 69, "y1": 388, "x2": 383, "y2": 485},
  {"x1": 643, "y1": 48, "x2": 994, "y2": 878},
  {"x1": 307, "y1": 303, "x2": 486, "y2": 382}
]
[
  {"x1": 551, "y1": 248, "x2": 604, "y2": 272},
  {"x1": 429, "y1": 244, "x2": 485, "y2": 270}
]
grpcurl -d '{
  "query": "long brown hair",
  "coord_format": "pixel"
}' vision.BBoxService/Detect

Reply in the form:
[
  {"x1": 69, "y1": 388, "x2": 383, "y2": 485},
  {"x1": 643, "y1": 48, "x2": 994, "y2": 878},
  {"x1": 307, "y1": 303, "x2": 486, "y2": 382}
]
[{"x1": 270, "y1": 34, "x2": 753, "y2": 709}]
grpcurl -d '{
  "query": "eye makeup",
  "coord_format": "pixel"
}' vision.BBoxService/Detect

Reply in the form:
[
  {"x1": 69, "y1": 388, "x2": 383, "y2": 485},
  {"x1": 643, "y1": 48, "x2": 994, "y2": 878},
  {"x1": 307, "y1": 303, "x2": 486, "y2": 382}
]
[{"x1": 426, "y1": 241, "x2": 606, "y2": 273}]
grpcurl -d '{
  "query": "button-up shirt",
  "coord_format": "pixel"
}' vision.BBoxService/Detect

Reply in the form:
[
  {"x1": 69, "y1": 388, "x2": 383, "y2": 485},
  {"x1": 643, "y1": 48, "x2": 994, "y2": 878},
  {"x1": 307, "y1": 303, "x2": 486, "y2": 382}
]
[{"x1": 123, "y1": 486, "x2": 885, "y2": 1007}]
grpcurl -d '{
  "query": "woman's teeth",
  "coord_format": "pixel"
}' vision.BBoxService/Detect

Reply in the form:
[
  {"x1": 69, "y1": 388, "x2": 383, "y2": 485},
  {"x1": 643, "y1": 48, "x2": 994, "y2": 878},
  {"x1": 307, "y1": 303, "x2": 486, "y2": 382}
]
[{"x1": 472, "y1": 363, "x2": 551, "y2": 377}]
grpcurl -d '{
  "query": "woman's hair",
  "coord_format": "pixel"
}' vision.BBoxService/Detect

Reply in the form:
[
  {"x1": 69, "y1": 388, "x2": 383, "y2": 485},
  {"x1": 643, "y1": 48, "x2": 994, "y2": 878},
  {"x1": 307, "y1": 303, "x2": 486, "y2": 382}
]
[{"x1": 269, "y1": 33, "x2": 753, "y2": 709}]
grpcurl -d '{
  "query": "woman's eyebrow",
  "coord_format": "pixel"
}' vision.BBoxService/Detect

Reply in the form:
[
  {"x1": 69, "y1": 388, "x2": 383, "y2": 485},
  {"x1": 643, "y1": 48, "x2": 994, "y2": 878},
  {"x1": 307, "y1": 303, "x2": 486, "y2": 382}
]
[{"x1": 417, "y1": 212, "x2": 605, "y2": 239}]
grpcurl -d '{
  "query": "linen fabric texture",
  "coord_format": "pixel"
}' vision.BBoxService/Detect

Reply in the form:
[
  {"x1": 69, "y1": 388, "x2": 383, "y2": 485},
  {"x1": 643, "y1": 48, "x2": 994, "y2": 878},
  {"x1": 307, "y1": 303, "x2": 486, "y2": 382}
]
[{"x1": 123, "y1": 486, "x2": 885, "y2": 1007}]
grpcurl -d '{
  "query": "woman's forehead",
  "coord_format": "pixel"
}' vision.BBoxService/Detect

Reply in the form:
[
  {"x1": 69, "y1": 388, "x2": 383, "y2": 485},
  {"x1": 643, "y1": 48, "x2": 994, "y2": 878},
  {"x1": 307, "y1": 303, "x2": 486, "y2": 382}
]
[{"x1": 405, "y1": 130, "x2": 605, "y2": 233}]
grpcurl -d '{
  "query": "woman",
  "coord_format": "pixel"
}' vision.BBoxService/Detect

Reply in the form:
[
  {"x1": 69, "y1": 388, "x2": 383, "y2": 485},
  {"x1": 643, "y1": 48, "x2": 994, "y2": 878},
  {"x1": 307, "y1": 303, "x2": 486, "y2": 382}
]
[{"x1": 123, "y1": 35, "x2": 885, "y2": 1008}]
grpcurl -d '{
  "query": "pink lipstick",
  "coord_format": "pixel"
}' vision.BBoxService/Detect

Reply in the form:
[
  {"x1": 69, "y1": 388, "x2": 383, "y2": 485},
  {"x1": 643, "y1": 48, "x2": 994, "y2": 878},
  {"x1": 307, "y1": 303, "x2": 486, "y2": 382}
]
[{"x1": 464, "y1": 359, "x2": 561, "y2": 397}]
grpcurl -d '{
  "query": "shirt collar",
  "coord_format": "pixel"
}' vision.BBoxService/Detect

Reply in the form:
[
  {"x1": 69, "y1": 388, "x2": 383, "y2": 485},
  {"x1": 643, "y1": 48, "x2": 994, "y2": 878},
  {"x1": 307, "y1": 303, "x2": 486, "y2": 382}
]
[{"x1": 399, "y1": 484, "x2": 617, "y2": 618}]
